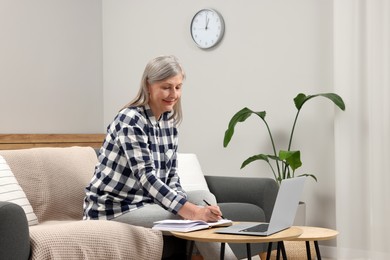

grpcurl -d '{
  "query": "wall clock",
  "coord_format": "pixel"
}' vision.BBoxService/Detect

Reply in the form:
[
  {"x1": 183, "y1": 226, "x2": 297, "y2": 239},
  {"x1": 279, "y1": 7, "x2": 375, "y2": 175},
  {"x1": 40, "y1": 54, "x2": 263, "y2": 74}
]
[{"x1": 190, "y1": 9, "x2": 225, "y2": 49}]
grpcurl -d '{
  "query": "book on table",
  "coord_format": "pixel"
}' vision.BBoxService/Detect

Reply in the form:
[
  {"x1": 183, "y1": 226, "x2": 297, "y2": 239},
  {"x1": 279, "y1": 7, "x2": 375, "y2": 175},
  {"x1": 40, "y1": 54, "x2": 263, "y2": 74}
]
[{"x1": 152, "y1": 219, "x2": 233, "y2": 232}]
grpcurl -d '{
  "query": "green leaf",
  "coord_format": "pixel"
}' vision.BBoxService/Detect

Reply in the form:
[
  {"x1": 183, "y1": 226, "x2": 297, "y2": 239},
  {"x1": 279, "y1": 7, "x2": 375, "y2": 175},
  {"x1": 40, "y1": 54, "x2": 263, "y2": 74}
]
[
  {"x1": 320, "y1": 93, "x2": 346, "y2": 111},
  {"x1": 293, "y1": 93, "x2": 308, "y2": 110},
  {"x1": 223, "y1": 107, "x2": 266, "y2": 147},
  {"x1": 293, "y1": 93, "x2": 346, "y2": 111},
  {"x1": 279, "y1": 150, "x2": 302, "y2": 171},
  {"x1": 241, "y1": 154, "x2": 269, "y2": 169},
  {"x1": 267, "y1": 155, "x2": 281, "y2": 161}
]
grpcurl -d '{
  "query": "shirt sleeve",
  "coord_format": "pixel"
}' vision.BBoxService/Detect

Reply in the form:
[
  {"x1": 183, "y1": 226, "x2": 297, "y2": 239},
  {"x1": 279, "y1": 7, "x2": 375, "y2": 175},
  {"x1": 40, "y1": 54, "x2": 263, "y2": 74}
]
[
  {"x1": 166, "y1": 151, "x2": 187, "y2": 198},
  {"x1": 117, "y1": 123, "x2": 187, "y2": 214}
]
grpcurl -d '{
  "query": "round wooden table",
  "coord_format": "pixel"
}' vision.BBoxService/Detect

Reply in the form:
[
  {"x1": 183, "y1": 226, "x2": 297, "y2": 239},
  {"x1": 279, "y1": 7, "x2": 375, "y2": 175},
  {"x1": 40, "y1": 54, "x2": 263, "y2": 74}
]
[
  {"x1": 289, "y1": 226, "x2": 339, "y2": 260},
  {"x1": 171, "y1": 224, "x2": 303, "y2": 260}
]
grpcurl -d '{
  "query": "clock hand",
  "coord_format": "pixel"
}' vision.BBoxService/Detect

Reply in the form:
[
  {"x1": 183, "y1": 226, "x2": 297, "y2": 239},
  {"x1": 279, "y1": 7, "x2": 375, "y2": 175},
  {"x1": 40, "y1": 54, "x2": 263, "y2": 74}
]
[{"x1": 205, "y1": 12, "x2": 209, "y2": 30}]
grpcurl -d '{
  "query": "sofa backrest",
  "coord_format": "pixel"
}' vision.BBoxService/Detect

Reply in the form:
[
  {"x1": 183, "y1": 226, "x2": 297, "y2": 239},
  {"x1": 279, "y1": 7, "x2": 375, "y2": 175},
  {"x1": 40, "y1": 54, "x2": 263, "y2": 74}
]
[{"x1": 0, "y1": 147, "x2": 97, "y2": 222}]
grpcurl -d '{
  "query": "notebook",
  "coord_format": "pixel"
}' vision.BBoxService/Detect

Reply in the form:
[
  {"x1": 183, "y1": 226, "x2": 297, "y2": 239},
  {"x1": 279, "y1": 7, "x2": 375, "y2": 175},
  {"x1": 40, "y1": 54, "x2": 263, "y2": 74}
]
[
  {"x1": 215, "y1": 177, "x2": 305, "y2": 236},
  {"x1": 152, "y1": 218, "x2": 232, "y2": 232}
]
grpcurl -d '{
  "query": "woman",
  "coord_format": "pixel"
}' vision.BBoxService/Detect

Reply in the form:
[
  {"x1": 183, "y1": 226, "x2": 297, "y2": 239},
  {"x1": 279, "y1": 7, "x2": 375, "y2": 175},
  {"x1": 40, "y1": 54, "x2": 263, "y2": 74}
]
[{"x1": 83, "y1": 55, "x2": 236, "y2": 259}]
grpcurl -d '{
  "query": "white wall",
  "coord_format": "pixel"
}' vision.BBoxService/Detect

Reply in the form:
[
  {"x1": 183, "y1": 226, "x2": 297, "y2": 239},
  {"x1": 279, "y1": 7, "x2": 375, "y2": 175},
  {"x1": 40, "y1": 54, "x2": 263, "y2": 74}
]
[
  {"x1": 103, "y1": 0, "x2": 336, "y2": 233},
  {"x1": 0, "y1": 0, "x2": 103, "y2": 133},
  {"x1": 0, "y1": 0, "x2": 337, "y2": 242}
]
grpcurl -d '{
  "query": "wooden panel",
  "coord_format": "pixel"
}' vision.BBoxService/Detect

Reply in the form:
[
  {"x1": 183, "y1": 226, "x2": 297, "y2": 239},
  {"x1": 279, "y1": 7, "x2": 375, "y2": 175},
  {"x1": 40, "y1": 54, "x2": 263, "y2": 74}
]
[{"x1": 0, "y1": 134, "x2": 106, "y2": 150}]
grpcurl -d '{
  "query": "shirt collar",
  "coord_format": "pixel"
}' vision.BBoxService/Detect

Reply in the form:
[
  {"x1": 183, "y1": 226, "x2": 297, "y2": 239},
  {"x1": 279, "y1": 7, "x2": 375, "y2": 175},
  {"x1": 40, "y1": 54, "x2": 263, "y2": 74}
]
[
  {"x1": 144, "y1": 104, "x2": 173, "y2": 127},
  {"x1": 144, "y1": 104, "x2": 159, "y2": 126}
]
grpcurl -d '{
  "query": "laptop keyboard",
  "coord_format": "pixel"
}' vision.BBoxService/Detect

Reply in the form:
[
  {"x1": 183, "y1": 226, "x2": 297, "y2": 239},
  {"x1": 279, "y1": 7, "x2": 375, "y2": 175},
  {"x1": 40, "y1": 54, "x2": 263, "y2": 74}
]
[{"x1": 240, "y1": 223, "x2": 269, "y2": 233}]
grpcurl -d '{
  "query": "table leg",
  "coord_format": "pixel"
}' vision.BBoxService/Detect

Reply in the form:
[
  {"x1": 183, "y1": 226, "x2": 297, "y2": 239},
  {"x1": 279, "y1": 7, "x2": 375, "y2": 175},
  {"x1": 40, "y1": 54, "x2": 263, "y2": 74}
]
[
  {"x1": 220, "y1": 242, "x2": 225, "y2": 260},
  {"x1": 279, "y1": 241, "x2": 287, "y2": 260},
  {"x1": 305, "y1": 241, "x2": 311, "y2": 260},
  {"x1": 276, "y1": 242, "x2": 281, "y2": 260},
  {"x1": 266, "y1": 242, "x2": 273, "y2": 260},
  {"x1": 314, "y1": 241, "x2": 322, "y2": 260},
  {"x1": 188, "y1": 241, "x2": 194, "y2": 260},
  {"x1": 246, "y1": 243, "x2": 252, "y2": 259}
]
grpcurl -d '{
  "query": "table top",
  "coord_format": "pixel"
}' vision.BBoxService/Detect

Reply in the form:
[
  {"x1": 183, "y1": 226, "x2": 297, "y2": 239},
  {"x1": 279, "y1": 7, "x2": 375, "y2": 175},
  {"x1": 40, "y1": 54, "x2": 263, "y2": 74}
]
[
  {"x1": 291, "y1": 226, "x2": 339, "y2": 241},
  {"x1": 171, "y1": 223, "x2": 303, "y2": 244}
]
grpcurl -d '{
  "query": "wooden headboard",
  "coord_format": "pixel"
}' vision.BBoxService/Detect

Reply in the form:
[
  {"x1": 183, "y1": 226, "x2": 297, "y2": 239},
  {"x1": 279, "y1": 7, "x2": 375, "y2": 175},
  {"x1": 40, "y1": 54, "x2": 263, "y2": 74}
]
[{"x1": 0, "y1": 134, "x2": 106, "y2": 150}]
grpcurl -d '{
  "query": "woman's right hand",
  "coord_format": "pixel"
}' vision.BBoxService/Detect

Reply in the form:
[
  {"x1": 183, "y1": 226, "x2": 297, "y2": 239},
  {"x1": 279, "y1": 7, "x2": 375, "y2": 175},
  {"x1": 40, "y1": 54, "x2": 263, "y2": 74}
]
[
  {"x1": 178, "y1": 202, "x2": 222, "y2": 222},
  {"x1": 195, "y1": 205, "x2": 222, "y2": 222}
]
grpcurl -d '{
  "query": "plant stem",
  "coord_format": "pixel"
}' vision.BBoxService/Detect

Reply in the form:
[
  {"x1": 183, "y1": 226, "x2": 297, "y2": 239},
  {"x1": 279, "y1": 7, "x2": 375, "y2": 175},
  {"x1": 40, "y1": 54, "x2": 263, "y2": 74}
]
[
  {"x1": 267, "y1": 161, "x2": 278, "y2": 182},
  {"x1": 262, "y1": 118, "x2": 281, "y2": 179},
  {"x1": 282, "y1": 109, "x2": 302, "y2": 178},
  {"x1": 288, "y1": 109, "x2": 302, "y2": 151}
]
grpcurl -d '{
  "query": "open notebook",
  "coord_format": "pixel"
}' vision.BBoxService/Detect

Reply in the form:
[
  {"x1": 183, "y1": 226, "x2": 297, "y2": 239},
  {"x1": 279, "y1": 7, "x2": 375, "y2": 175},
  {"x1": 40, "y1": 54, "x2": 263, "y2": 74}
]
[{"x1": 152, "y1": 219, "x2": 232, "y2": 232}]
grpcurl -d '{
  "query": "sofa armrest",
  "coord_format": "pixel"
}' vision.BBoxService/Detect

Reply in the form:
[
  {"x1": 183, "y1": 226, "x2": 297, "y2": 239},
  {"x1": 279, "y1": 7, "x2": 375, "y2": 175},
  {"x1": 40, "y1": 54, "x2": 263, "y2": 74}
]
[
  {"x1": 204, "y1": 176, "x2": 278, "y2": 222},
  {"x1": 0, "y1": 201, "x2": 30, "y2": 260}
]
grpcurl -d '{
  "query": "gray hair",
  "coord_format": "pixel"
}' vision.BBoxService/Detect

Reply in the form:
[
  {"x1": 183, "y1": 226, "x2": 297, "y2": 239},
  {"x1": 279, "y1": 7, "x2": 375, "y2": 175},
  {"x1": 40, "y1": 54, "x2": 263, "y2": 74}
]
[{"x1": 123, "y1": 55, "x2": 186, "y2": 124}]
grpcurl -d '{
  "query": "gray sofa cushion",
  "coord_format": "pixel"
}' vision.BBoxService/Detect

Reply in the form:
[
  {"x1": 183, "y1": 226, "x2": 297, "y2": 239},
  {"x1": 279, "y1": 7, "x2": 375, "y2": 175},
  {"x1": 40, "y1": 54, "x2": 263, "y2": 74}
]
[{"x1": 218, "y1": 202, "x2": 266, "y2": 222}]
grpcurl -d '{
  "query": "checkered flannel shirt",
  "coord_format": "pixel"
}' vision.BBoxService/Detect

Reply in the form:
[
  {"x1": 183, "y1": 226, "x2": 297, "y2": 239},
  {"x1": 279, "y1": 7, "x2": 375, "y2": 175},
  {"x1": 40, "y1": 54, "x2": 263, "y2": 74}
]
[{"x1": 83, "y1": 105, "x2": 188, "y2": 220}]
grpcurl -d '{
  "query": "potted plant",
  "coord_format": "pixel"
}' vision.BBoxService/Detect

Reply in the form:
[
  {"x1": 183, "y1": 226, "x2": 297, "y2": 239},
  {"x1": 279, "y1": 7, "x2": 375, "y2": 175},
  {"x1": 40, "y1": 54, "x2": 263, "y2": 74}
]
[{"x1": 223, "y1": 93, "x2": 346, "y2": 185}]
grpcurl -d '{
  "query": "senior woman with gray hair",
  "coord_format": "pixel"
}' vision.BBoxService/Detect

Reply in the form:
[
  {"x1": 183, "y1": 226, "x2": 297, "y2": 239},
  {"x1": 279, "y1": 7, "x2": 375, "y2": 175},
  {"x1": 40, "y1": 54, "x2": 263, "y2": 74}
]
[{"x1": 83, "y1": 55, "x2": 236, "y2": 259}]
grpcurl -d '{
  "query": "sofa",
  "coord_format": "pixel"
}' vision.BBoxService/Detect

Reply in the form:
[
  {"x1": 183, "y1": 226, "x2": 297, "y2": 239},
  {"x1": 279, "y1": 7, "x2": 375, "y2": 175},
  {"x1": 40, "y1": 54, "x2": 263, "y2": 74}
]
[{"x1": 0, "y1": 146, "x2": 278, "y2": 260}]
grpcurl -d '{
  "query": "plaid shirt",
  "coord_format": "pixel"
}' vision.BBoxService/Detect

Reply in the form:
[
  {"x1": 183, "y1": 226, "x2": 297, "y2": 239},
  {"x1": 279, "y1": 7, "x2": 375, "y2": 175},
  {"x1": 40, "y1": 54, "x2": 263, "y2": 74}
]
[{"x1": 83, "y1": 105, "x2": 187, "y2": 220}]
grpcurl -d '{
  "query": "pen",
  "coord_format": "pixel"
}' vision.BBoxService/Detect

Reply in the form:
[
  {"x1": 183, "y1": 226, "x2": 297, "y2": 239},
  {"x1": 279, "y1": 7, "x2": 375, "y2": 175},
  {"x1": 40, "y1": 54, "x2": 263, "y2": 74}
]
[{"x1": 203, "y1": 199, "x2": 225, "y2": 219}]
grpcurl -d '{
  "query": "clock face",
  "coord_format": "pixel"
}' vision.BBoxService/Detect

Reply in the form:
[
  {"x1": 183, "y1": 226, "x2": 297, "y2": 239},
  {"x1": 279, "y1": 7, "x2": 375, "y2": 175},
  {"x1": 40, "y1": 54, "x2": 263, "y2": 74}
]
[{"x1": 190, "y1": 9, "x2": 225, "y2": 49}]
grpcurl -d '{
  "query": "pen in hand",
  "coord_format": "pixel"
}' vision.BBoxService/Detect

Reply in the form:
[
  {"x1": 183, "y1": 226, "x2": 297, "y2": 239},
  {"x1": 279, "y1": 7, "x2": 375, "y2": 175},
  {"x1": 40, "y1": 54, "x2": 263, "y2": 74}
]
[{"x1": 203, "y1": 199, "x2": 225, "y2": 219}]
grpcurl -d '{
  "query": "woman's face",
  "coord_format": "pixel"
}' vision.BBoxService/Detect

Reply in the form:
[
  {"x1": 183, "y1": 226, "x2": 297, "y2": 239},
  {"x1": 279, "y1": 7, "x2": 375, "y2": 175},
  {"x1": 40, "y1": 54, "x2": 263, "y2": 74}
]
[{"x1": 148, "y1": 74, "x2": 183, "y2": 119}]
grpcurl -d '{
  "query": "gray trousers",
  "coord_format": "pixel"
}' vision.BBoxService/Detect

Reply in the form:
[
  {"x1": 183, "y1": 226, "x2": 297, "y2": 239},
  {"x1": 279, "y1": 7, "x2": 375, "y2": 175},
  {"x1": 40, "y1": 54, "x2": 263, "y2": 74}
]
[{"x1": 113, "y1": 190, "x2": 237, "y2": 260}]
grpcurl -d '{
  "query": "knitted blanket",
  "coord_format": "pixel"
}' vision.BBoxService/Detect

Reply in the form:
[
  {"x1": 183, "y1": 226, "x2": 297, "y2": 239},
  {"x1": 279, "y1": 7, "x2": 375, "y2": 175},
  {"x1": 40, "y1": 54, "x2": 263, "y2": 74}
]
[{"x1": 0, "y1": 147, "x2": 163, "y2": 259}]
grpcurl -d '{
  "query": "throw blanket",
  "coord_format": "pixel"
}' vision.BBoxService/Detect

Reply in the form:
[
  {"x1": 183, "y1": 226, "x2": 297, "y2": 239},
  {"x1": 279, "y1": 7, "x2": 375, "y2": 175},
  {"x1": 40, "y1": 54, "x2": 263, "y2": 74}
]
[
  {"x1": 0, "y1": 147, "x2": 163, "y2": 259},
  {"x1": 0, "y1": 146, "x2": 97, "y2": 222}
]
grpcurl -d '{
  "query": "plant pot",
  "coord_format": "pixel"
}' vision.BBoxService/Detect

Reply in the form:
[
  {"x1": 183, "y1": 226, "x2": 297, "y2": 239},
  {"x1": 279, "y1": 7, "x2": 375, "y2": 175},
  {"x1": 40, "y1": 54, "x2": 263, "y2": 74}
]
[{"x1": 293, "y1": 201, "x2": 306, "y2": 226}]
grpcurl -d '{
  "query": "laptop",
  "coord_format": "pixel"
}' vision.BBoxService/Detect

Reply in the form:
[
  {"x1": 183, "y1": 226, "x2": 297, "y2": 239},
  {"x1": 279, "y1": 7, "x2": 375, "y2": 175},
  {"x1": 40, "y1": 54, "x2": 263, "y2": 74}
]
[{"x1": 216, "y1": 177, "x2": 305, "y2": 236}]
